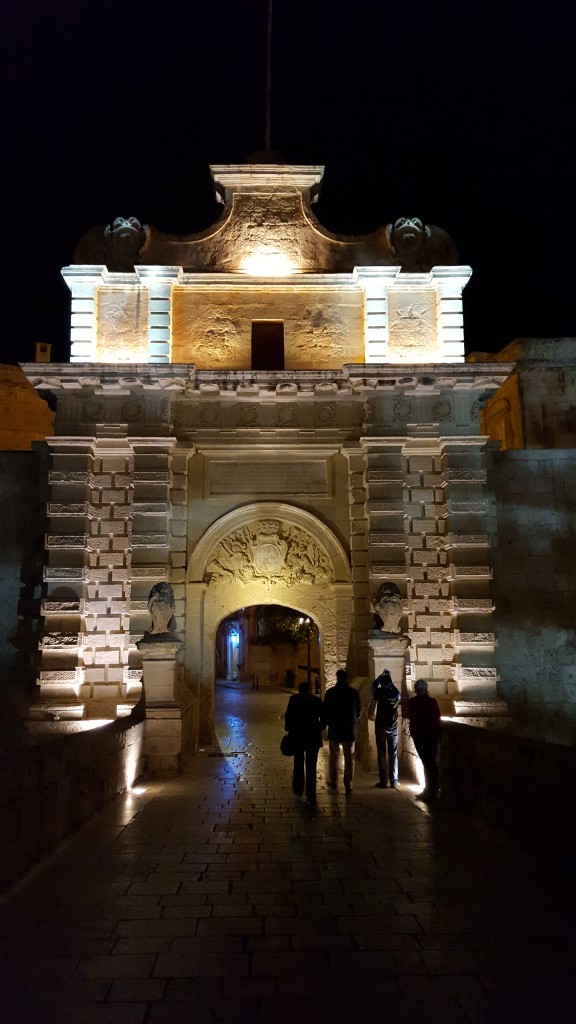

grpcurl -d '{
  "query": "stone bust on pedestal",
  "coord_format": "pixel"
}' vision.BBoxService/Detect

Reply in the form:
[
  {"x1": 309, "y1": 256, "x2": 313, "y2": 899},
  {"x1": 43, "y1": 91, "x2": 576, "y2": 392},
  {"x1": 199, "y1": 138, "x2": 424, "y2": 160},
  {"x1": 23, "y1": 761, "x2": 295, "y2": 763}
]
[
  {"x1": 137, "y1": 582, "x2": 187, "y2": 775},
  {"x1": 371, "y1": 581, "x2": 404, "y2": 636},
  {"x1": 143, "y1": 582, "x2": 177, "y2": 641}
]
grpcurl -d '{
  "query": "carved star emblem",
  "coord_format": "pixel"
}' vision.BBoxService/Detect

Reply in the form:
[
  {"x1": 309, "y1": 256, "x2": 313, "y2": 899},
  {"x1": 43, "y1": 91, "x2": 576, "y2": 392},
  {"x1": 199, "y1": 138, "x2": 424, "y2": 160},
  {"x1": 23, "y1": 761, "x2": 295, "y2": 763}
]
[{"x1": 395, "y1": 305, "x2": 428, "y2": 324}]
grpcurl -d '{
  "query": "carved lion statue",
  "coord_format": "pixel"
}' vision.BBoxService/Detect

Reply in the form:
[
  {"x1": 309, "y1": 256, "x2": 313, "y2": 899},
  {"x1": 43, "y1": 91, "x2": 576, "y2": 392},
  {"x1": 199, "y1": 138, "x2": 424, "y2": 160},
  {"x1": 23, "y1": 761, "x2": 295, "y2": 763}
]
[
  {"x1": 146, "y1": 582, "x2": 177, "y2": 636},
  {"x1": 372, "y1": 581, "x2": 403, "y2": 635},
  {"x1": 385, "y1": 216, "x2": 458, "y2": 272},
  {"x1": 74, "y1": 215, "x2": 148, "y2": 271},
  {"x1": 104, "y1": 217, "x2": 147, "y2": 270}
]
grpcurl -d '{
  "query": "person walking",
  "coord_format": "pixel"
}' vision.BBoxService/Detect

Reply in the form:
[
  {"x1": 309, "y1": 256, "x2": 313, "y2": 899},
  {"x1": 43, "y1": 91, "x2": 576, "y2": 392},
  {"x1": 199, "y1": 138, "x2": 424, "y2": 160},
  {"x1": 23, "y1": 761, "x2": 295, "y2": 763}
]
[
  {"x1": 372, "y1": 669, "x2": 401, "y2": 789},
  {"x1": 323, "y1": 669, "x2": 361, "y2": 795},
  {"x1": 284, "y1": 679, "x2": 325, "y2": 806},
  {"x1": 407, "y1": 678, "x2": 441, "y2": 802}
]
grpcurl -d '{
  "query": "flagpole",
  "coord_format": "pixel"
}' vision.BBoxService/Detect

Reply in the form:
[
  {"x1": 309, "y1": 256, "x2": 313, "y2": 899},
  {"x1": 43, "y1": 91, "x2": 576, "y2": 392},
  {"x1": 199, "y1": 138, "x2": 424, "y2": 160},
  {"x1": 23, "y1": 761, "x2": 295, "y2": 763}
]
[{"x1": 265, "y1": 0, "x2": 273, "y2": 153}]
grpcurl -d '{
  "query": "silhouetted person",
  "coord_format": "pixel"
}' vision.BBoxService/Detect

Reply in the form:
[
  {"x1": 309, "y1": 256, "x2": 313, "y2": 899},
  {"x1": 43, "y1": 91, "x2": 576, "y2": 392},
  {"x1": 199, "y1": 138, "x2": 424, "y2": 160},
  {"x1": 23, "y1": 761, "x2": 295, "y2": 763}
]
[
  {"x1": 323, "y1": 669, "x2": 361, "y2": 795},
  {"x1": 372, "y1": 669, "x2": 400, "y2": 789},
  {"x1": 284, "y1": 680, "x2": 325, "y2": 806},
  {"x1": 407, "y1": 678, "x2": 441, "y2": 802}
]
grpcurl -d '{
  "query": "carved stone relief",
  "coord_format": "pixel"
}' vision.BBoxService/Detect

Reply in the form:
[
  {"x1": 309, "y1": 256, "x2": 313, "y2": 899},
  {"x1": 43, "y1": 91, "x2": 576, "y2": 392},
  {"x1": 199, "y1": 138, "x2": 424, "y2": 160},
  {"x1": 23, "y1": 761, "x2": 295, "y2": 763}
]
[
  {"x1": 84, "y1": 399, "x2": 104, "y2": 420},
  {"x1": 295, "y1": 305, "x2": 350, "y2": 362},
  {"x1": 385, "y1": 217, "x2": 459, "y2": 272},
  {"x1": 75, "y1": 216, "x2": 148, "y2": 270},
  {"x1": 387, "y1": 290, "x2": 438, "y2": 361},
  {"x1": 204, "y1": 520, "x2": 334, "y2": 587},
  {"x1": 239, "y1": 406, "x2": 260, "y2": 427},
  {"x1": 432, "y1": 399, "x2": 452, "y2": 421},
  {"x1": 199, "y1": 406, "x2": 219, "y2": 426},
  {"x1": 121, "y1": 400, "x2": 142, "y2": 421},
  {"x1": 315, "y1": 403, "x2": 335, "y2": 424},
  {"x1": 277, "y1": 405, "x2": 296, "y2": 427},
  {"x1": 392, "y1": 398, "x2": 412, "y2": 420},
  {"x1": 97, "y1": 289, "x2": 148, "y2": 362}
]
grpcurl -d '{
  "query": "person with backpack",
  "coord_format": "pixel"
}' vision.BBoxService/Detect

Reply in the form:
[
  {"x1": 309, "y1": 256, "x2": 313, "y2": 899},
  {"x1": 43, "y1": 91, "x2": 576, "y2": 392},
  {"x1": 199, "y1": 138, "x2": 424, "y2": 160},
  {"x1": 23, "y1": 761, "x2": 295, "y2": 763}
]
[{"x1": 371, "y1": 669, "x2": 401, "y2": 789}]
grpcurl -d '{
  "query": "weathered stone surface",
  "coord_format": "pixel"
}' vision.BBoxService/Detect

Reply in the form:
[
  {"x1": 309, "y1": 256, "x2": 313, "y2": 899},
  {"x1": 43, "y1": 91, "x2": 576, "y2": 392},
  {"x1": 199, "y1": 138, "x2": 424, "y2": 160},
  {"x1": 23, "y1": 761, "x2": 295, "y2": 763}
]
[
  {"x1": 172, "y1": 287, "x2": 364, "y2": 369},
  {"x1": 0, "y1": 365, "x2": 54, "y2": 450}
]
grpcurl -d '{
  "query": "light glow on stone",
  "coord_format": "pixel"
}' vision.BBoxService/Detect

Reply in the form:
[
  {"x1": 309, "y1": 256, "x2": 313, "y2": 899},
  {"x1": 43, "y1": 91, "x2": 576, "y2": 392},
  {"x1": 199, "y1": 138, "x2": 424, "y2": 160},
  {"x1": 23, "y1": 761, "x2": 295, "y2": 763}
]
[
  {"x1": 414, "y1": 759, "x2": 426, "y2": 791},
  {"x1": 75, "y1": 719, "x2": 113, "y2": 730},
  {"x1": 240, "y1": 249, "x2": 298, "y2": 276},
  {"x1": 124, "y1": 745, "x2": 142, "y2": 791},
  {"x1": 97, "y1": 345, "x2": 145, "y2": 363}
]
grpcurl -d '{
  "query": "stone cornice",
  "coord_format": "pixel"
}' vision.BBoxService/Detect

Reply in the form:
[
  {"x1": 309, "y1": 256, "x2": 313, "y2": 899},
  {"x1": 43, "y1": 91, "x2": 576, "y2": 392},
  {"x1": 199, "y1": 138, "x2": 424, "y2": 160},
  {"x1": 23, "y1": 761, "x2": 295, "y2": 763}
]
[
  {"x1": 61, "y1": 266, "x2": 473, "y2": 293},
  {"x1": 62, "y1": 266, "x2": 364, "y2": 290},
  {"x1": 20, "y1": 362, "x2": 514, "y2": 397},
  {"x1": 355, "y1": 265, "x2": 472, "y2": 290},
  {"x1": 210, "y1": 164, "x2": 325, "y2": 190}
]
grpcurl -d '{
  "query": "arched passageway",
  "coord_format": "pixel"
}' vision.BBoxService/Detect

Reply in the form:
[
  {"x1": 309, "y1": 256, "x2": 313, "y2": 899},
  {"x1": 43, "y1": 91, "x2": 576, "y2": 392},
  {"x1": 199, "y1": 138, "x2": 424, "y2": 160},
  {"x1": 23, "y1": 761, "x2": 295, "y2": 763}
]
[
  {"x1": 186, "y1": 503, "x2": 353, "y2": 742},
  {"x1": 216, "y1": 605, "x2": 320, "y2": 692}
]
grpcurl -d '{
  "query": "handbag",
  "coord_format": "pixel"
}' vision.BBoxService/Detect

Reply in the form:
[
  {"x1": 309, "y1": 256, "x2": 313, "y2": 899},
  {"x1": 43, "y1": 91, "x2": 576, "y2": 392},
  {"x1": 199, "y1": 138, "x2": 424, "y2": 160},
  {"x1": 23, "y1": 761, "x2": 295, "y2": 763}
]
[
  {"x1": 367, "y1": 697, "x2": 377, "y2": 722},
  {"x1": 280, "y1": 732, "x2": 295, "y2": 756}
]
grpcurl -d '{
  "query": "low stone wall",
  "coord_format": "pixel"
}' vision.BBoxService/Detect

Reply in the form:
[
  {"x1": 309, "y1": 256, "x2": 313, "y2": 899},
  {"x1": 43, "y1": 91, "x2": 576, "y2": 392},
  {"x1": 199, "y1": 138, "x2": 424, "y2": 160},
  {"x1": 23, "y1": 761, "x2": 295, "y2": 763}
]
[
  {"x1": 0, "y1": 710, "x2": 145, "y2": 892},
  {"x1": 439, "y1": 721, "x2": 576, "y2": 873}
]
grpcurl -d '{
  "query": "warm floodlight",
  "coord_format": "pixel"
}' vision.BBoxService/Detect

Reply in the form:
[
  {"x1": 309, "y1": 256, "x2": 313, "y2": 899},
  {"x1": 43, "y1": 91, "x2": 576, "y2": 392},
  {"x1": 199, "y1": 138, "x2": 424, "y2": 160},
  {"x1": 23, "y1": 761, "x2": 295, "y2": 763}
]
[{"x1": 240, "y1": 249, "x2": 297, "y2": 276}]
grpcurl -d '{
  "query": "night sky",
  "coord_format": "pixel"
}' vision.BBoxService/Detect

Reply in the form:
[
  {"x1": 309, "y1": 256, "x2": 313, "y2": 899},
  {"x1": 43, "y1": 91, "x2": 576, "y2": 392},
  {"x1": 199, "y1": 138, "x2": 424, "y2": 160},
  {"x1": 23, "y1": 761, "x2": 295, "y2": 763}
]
[{"x1": 2, "y1": 1, "x2": 575, "y2": 365}]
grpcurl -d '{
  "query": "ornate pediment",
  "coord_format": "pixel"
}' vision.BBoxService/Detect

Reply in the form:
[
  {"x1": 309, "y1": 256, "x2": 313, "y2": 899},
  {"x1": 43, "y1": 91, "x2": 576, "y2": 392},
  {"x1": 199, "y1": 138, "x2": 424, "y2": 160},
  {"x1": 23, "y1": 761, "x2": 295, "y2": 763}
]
[{"x1": 204, "y1": 519, "x2": 334, "y2": 587}]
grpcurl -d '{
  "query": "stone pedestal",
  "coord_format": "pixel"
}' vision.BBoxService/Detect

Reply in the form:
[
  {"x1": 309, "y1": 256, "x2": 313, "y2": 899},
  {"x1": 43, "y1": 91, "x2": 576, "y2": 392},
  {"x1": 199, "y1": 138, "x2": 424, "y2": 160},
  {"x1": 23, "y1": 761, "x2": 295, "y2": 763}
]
[
  {"x1": 366, "y1": 632, "x2": 411, "y2": 697},
  {"x1": 137, "y1": 637, "x2": 188, "y2": 776}
]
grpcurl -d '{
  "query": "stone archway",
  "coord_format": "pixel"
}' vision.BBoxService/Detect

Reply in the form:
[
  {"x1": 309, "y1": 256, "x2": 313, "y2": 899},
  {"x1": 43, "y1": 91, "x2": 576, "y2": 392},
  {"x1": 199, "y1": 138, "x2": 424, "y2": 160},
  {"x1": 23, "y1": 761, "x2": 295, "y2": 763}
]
[{"x1": 186, "y1": 503, "x2": 353, "y2": 742}]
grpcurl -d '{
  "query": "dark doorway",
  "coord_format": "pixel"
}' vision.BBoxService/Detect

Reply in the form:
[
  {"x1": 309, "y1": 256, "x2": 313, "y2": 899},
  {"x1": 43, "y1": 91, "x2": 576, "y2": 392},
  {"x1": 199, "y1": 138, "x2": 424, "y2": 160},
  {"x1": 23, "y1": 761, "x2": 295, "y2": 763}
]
[{"x1": 251, "y1": 320, "x2": 284, "y2": 370}]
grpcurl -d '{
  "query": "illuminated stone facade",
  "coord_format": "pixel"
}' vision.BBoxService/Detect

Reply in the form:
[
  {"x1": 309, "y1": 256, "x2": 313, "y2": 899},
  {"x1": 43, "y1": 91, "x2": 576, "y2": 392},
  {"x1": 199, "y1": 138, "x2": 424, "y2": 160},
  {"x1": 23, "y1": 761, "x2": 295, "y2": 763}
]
[{"x1": 22, "y1": 164, "x2": 513, "y2": 745}]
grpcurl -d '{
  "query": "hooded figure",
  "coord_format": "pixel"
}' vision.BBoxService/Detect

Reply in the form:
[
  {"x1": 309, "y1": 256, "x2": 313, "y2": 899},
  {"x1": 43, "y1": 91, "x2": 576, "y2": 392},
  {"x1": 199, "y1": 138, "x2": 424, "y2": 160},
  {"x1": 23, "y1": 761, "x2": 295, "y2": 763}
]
[
  {"x1": 372, "y1": 669, "x2": 401, "y2": 789},
  {"x1": 407, "y1": 678, "x2": 441, "y2": 802}
]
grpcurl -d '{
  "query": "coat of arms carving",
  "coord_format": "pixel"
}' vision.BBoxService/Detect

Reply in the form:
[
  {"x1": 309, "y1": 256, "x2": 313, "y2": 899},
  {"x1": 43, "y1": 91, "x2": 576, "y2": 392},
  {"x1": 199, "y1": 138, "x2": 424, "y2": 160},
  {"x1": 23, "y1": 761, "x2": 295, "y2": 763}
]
[{"x1": 205, "y1": 520, "x2": 333, "y2": 586}]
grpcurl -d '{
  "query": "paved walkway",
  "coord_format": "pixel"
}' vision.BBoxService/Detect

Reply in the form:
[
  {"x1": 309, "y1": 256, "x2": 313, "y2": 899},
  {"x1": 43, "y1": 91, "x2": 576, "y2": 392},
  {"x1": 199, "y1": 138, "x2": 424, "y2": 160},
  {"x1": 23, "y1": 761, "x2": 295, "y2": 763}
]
[{"x1": 1, "y1": 681, "x2": 574, "y2": 1024}]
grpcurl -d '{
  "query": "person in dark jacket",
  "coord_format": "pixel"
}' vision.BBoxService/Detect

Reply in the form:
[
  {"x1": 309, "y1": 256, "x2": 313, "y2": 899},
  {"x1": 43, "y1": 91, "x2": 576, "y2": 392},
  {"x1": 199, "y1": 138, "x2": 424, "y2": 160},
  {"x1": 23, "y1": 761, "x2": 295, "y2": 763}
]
[
  {"x1": 284, "y1": 680, "x2": 325, "y2": 806},
  {"x1": 372, "y1": 669, "x2": 401, "y2": 789},
  {"x1": 407, "y1": 678, "x2": 441, "y2": 802},
  {"x1": 323, "y1": 669, "x2": 361, "y2": 794}
]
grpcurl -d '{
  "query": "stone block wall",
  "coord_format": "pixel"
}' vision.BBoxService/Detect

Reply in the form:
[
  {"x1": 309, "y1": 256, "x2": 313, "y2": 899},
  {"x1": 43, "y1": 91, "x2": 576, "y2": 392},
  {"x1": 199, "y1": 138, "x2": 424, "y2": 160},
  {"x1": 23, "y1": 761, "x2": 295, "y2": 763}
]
[
  {"x1": 38, "y1": 435, "x2": 137, "y2": 719},
  {"x1": 472, "y1": 338, "x2": 576, "y2": 450},
  {"x1": 490, "y1": 449, "x2": 576, "y2": 741},
  {"x1": 362, "y1": 429, "x2": 498, "y2": 712},
  {"x1": 0, "y1": 450, "x2": 48, "y2": 749},
  {"x1": 0, "y1": 711, "x2": 145, "y2": 892}
]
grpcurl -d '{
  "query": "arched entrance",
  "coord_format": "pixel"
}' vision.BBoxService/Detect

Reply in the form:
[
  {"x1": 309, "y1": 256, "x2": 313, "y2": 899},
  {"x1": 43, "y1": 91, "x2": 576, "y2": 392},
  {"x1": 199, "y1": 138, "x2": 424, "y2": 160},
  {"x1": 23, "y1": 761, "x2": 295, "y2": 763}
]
[
  {"x1": 216, "y1": 605, "x2": 321, "y2": 691},
  {"x1": 186, "y1": 503, "x2": 353, "y2": 742},
  {"x1": 216, "y1": 615, "x2": 244, "y2": 681}
]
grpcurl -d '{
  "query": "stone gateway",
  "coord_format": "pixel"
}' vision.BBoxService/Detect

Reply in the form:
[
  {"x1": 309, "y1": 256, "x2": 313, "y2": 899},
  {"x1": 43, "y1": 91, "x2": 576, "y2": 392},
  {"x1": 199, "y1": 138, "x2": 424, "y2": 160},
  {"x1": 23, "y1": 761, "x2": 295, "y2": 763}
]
[{"x1": 22, "y1": 163, "x2": 513, "y2": 754}]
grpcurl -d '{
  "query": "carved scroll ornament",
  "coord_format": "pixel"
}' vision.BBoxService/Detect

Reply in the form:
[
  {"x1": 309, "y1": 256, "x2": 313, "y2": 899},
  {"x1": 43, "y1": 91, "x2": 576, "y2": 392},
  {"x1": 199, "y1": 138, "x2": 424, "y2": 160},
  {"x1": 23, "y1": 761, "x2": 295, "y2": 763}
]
[{"x1": 204, "y1": 520, "x2": 333, "y2": 587}]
